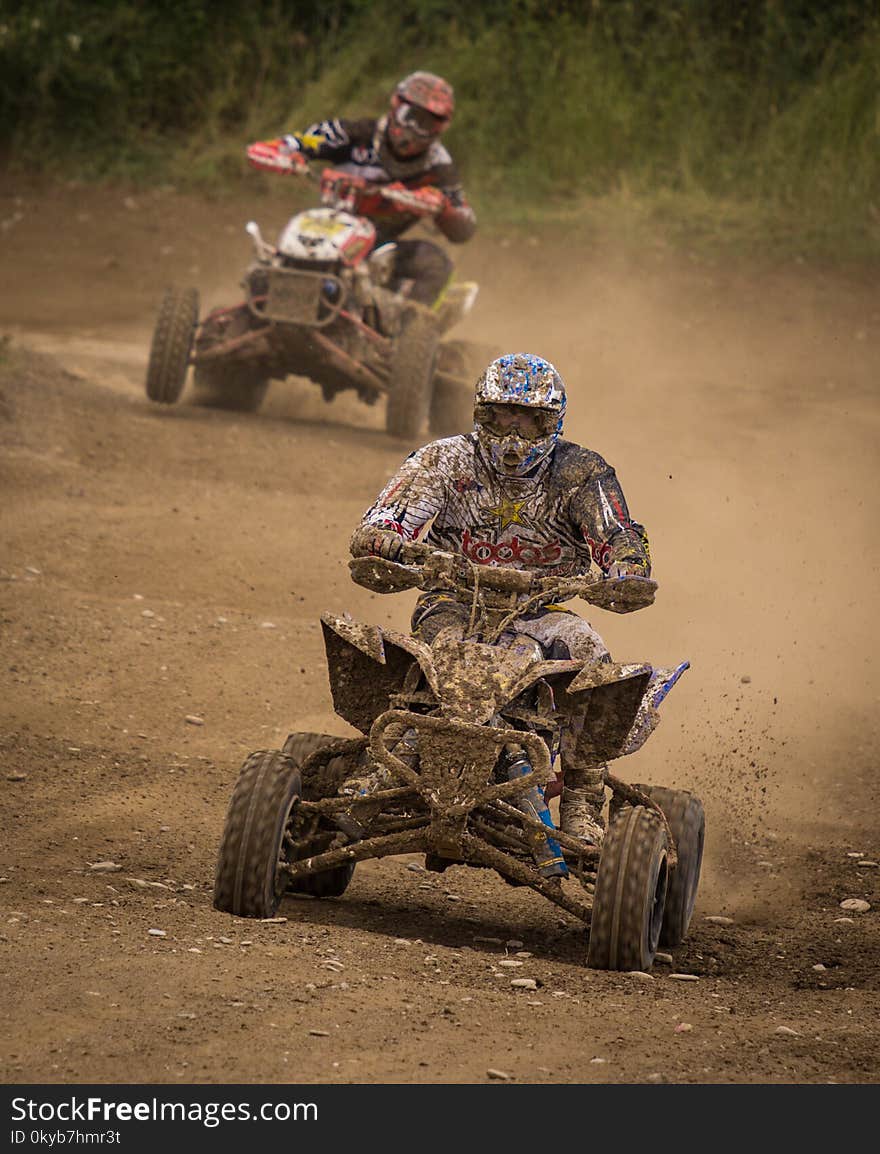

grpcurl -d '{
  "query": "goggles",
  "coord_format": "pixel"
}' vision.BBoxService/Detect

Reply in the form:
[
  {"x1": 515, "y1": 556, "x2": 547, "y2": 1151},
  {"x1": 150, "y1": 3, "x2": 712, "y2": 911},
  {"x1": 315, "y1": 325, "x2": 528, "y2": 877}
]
[
  {"x1": 475, "y1": 403, "x2": 558, "y2": 442},
  {"x1": 394, "y1": 100, "x2": 447, "y2": 138}
]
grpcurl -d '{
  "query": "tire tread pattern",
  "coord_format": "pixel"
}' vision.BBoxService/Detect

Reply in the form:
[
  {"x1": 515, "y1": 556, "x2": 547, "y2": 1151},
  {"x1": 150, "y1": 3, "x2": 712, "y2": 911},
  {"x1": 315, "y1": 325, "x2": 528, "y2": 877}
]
[
  {"x1": 145, "y1": 287, "x2": 199, "y2": 404},
  {"x1": 213, "y1": 749, "x2": 301, "y2": 918},
  {"x1": 280, "y1": 732, "x2": 368, "y2": 898},
  {"x1": 588, "y1": 804, "x2": 668, "y2": 971},
  {"x1": 632, "y1": 783, "x2": 705, "y2": 948},
  {"x1": 386, "y1": 311, "x2": 439, "y2": 439}
]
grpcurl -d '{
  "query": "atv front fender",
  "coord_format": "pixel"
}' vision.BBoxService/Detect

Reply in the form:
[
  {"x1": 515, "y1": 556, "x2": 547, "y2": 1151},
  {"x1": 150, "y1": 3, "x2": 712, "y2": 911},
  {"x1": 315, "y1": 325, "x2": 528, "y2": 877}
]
[
  {"x1": 320, "y1": 614, "x2": 437, "y2": 734},
  {"x1": 620, "y1": 661, "x2": 690, "y2": 757}
]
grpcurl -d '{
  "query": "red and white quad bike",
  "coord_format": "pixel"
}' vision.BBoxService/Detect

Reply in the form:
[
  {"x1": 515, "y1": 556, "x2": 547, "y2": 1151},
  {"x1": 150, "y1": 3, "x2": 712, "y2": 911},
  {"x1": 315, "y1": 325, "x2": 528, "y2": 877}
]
[{"x1": 144, "y1": 150, "x2": 493, "y2": 438}]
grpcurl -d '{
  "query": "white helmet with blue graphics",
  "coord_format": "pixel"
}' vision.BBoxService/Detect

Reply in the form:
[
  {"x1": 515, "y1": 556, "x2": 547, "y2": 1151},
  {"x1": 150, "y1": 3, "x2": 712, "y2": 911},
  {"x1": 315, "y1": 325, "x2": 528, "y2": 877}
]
[{"x1": 474, "y1": 353, "x2": 567, "y2": 476}]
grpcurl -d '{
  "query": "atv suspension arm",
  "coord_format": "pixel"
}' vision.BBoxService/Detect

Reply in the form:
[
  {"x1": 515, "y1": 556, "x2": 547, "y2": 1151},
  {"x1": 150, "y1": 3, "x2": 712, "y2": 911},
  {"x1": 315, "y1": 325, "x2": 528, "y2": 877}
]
[
  {"x1": 281, "y1": 825, "x2": 429, "y2": 880},
  {"x1": 460, "y1": 833, "x2": 592, "y2": 921}
]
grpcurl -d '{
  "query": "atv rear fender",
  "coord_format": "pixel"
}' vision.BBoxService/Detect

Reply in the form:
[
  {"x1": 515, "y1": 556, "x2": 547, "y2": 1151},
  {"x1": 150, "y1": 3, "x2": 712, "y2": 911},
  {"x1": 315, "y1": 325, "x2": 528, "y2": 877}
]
[{"x1": 434, "y1": 281, "x2": 479, "y2": 334}]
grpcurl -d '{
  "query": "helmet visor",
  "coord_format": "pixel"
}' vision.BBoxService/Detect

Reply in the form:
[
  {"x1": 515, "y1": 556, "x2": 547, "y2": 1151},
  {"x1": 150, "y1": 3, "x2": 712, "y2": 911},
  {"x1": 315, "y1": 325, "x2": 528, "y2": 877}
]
[
  {"x1": 475, "y1": 402, "x2": 558, "y2": 442},
  {"x1": 394, "y1": 100, "x2": 447, "y2": 138}
]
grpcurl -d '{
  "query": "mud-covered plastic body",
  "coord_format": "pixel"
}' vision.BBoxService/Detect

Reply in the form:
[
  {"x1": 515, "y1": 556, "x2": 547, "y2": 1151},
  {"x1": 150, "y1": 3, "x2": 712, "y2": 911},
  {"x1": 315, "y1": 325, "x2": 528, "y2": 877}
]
[
  {"x1": 213, "y1": 550, "x2": 701, "y2": 971},
  {"x1": 144, "y1": 158, "x2": 482, "y2": 437}
]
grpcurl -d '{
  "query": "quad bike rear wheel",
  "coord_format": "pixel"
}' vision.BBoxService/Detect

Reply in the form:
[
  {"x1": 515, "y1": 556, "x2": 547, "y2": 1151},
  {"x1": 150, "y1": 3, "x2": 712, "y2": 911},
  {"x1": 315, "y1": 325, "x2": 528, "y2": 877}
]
[
  {"x1": 429, "y1": 339, "x2": 504, "y2": 437},
  {"x1": 281, "y1": 732, "x2": 340, "y2": 768},
  {"x1": 429, "y1": 374, "x2": 472, "y2": 438},
  {"x1": 145, "y1": 286, "x2": 199, "y2": 404},
  {"x1": 386, "y1": 309, "x2": 440, "y2": 439},
  {"x1": 213, "y1": 749, "x2": 301, "y2": 918},
  {"x1": 587, "y1": 804, "x2": 669, "y2": 971},
  {"x1": 191, "y1": 360, "x2": 270, "y2": 413},
  {"x1": 632, "y1": 784, "x2": 704, "y2": 948},
  {"x1": 281, "y1": 731, "x2": 364, "y2": 898}
]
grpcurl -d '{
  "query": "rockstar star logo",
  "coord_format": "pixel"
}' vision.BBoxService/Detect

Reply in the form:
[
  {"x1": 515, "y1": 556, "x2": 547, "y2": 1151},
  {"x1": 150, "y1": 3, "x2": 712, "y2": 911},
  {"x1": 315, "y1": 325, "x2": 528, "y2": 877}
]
[{"x1": 482, "y1": 495, "x2": 529, "y2": 530}]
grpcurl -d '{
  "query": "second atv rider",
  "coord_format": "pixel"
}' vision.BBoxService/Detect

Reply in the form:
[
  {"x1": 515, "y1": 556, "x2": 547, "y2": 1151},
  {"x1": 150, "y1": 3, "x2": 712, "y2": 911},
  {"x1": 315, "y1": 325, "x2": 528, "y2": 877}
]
[
  {"x1": 351, "y1": 353, "x2": 652, "y2": 843},
  {"x1": 247, "y1": 70, "x2": 476, "y2": 307}
]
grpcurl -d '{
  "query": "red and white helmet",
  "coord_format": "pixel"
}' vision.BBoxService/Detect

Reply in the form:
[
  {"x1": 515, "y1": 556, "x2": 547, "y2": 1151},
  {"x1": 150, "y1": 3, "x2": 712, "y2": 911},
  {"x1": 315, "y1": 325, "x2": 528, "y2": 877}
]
[{"x1": 386, "y1": 71, "x2": 454, "y2": 158}]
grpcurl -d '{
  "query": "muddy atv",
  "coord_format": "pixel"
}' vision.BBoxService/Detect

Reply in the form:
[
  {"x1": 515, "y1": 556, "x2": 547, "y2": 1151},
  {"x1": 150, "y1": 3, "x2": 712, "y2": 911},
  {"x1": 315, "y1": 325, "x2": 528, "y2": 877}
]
[
  {"x1": 144, "y1": 164, "x2": 493, "y2": 438},
  {"x1": 213, "y1": 549, "x2": 704, "y2": 972}
]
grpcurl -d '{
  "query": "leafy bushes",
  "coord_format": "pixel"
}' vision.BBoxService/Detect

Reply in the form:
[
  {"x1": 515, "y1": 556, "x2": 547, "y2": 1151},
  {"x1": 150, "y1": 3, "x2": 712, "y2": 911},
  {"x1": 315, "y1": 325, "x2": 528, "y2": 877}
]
[{"x1": 2, "y1": 1, "x2": 877, "y2": 255}]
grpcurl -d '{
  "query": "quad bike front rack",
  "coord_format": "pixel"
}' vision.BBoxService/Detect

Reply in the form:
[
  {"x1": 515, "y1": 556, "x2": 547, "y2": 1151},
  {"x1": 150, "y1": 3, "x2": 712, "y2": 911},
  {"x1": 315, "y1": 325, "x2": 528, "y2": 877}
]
[{"x1": 281, "y1": 709, "x2": 613, "y2": 922}]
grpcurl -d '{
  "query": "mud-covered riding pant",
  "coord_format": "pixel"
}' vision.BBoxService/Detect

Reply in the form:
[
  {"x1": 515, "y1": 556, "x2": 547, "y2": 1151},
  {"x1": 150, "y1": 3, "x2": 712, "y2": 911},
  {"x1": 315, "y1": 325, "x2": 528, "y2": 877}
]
[
  {"x1": 411, "y1": 593, "x2": 608, "y2": 661},
  {"x1": 412, "y1": 594, "x2": 610, "y2": 833},
  {"x1": 392, "y1": 240, "x2": 453, "y2": 306}
]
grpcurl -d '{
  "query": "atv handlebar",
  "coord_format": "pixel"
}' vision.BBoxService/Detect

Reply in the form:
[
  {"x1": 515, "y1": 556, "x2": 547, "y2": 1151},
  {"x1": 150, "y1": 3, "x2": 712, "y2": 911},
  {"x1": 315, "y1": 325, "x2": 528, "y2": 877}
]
[
  {"x1": 318, "y1": 168, "x2": 443, "y2": 217},
  {"x1": 245, "y1": 142, "x2": 443, "y2": 217},
  {"x1": 349, "y1": 546, "x2": 657, "y2": 614}
]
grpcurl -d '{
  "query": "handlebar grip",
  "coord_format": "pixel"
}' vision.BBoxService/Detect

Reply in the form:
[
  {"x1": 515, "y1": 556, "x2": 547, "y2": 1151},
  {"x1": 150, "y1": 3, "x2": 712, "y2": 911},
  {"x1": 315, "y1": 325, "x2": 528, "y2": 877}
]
[
  {"x1": 399, "y1": 540, "x2": 431, "y2": 564},
  {"x1": 462, "y1": 566, "x2": 534, "y2": 594},
  {"x1": 380, "y1": 188, "x2": 443, "y2": 216}
]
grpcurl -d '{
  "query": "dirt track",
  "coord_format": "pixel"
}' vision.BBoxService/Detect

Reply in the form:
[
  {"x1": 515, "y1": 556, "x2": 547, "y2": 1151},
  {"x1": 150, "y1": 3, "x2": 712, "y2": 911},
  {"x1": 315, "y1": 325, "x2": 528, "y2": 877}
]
[{"x1": 1, "y1": 178, "x2": 878, "y2": 1085}]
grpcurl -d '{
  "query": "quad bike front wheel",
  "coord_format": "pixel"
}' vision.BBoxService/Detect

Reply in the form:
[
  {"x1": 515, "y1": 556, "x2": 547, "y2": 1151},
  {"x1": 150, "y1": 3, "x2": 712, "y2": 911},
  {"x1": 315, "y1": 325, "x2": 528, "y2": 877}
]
[
  {"x1": 587, "y1": 804, "x2": 669, "y2": 971},
  {"x1": 633, "y1": 784, "x2": 704, "y2": 948},
  {"x1": 386, "y1": 309, "x2": 440, "y2": 439},
  {"x1": 145, "y1": 286, "x2": 199, "y2": 405},
  {"x1": 191, "y1": 360, "x2": 270, "y2": 413},
  {"x1": 213, "y1": 749, "x2": 302, "y2": 918},
  {"x1": 280, "y1": 732, "x2": 363, "y2": 899}
]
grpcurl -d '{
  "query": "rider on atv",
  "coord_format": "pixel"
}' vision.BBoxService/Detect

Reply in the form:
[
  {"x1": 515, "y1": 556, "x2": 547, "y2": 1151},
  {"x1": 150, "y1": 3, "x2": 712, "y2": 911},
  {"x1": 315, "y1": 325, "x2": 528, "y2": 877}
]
[
  {"x1": 247, "y1": 71, "x2": 476, "y2": 308},
  {"x1": 350, "y1": 353, "x2": 652, "y2": 843}
]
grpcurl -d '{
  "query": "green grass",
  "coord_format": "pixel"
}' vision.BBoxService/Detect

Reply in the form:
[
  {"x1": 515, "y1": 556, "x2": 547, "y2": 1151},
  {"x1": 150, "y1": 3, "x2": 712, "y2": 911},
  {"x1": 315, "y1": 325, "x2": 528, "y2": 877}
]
[{"x1": 2, "y1": 1, "x2": 878, "y2": 264}]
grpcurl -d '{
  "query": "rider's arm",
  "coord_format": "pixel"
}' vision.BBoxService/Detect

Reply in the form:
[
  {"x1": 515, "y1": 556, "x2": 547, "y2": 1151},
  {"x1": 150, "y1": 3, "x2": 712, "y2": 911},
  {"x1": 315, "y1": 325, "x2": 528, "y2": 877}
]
[
  {"x1": 396, "y1": 154, "x2": 476, "y2": 242},
  {"x1": 436, "y1": 190, "x2": 476, "y2": 243},
  {"x1": 568, "y1": 458, "x2": 652, "y2": 578},
  {"x1": 247, "y1": 119, "x2": 356, "y2": 175},
  {"x1": 381, "y1": 173, "x2": 476, "y2": 239},
  {"x1": 429, "y1": 161, "x2": 476, "y2": 243},
  {"x1": 350, "y1": 443, "x2": 448, "y2": 563},
  {"x1": 256, "y1": 117, "x2": 375, "y2": 165}
]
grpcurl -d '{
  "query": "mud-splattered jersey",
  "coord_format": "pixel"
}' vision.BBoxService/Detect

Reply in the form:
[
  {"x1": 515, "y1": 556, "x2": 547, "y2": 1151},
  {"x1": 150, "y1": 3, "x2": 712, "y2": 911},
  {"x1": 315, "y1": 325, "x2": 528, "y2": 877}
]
[
  {"x1": 352, "y1": 434, "x2": 651, "y2": 576},
  {"x1": 290, "y1": 116, "x2": 475, "y2": 243}
]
